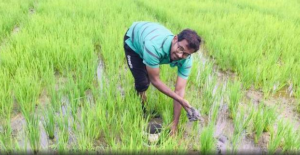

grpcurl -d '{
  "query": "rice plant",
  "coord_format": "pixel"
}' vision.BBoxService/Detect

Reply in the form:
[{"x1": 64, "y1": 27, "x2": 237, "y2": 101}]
[
  {"x1": 232, "y1": 110, "x2": 246, "y2": 153},
  {"x1": 0, "y1": 119, "x2": 13, "y2": 154},
  {"x1": 26, "y1": 114, "x2": 40, "y2": 154},
  {"x1": 57, "y1": 108, "x2": 69, "y2": 145},
  {"x1": 252, "y1": 103, "x2": 277, "y2": 144},
  {"x1": 227, "y1": 80, "x2": 243, "y2": 119},
  {"x1": 42, "y1": 105, "x2": 55, "y2": 139},
  {"x1": 268, "y1": 119, "x2": 287, "y2": 154},
  {"x1": 201, "y1": 75, "x2": 218, "y2": 115},
  {"x1": 0, "y1": 69, "x2": 13, "y2": 120},
  {"x1": 76, "y1": 100, "x2": 100, "y2": 151},
  {"x1": 14, "y1": 68, "x2": 41, "y2": 122},
  {"x1": 200, "y1": 123, "x2": 216, "y2": 154},
  {"x1": 209, "y1": 99, "x2": 220, "y2": 125},
  {"x1": 57, "y1": 129, "x2": 68, "y2": 154},
  {"x1": 282, "y1": 121, "x2": 300, "y2": 153},
  {"x1": 242, "y1": 103, "x2": 255, "y2": 130}
]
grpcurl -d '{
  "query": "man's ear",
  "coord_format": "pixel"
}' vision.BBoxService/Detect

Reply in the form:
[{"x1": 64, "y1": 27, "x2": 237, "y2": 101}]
[
  {"x1": 174, "y1": 35, "x2": 178, "y2": 40},
  {"x1": 172, "y1": 35, "x2": 178, "y2": 43}
]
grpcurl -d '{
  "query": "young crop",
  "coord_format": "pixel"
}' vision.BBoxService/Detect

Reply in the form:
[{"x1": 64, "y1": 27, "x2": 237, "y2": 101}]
[
  {"x1": 42, "y1": 105, "x2": 55, "y2": 139},
  {"x1": 0, "y1": 119, "x2": 13, "y2": 154},
  {"x1": 282, "y1": 121, "x2": 300, "y2": 153},
  {"x1": 232, "y1": 110, "x2": 245, "y2": 153},
  {"x1": 76, "y1": 101, "x2": 100, "y2": 151},
  {"x1": 200, "y1": 123, "x2": 216, "y2": 154},
  {"x1": 268, "y1": 119, "x2": 287, "y2": 154},
  {"x1": 0, "y1": 69, "x2": 13, "y2": 120},
  {"x1": 14, "y1": 69, "x2": 41, "y2": 122},
  {"x1": 201, "y1": 75, "x2": 218, "y2": 115},
  {"x1": 227, "y1": 80, "x2": 243, "y2": 119},
  {"x1": 57, "y1": 130, "x2": 68, "y2": 154},
  {"x1": 242, "y1": 103, "x2": 255, "y2": 130},
  {"x1": 196, "y1": 60, "x2": 214, "y2": 88},
  {"x1": 209, "y1": 99, "x2": 220, "y2": 125},
  {"x1": 252, "y1": 103, "x2": 277, "y2": 144},
  {"x1": 26, "y1": 114, "x2": 40, "y2": 154}
]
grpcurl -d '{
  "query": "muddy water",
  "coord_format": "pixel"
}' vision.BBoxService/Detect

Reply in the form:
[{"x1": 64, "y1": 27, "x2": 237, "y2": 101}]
[
  {"x1": 7, "y1": 60, "x2": 100, "y2": 153},
  {"x1": 9, "y1": 94, "x2": 78, "y2": 153}
]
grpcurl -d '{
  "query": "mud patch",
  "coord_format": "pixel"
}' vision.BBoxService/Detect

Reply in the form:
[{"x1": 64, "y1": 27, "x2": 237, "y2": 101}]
[
  {"x1": 237, "y1": 134, "x2": 264, "y2": 154},
  {"x1": 12, "y1": 26, "x2": 20, "y2": 35},
  {"x1": 29, "y1": 8, "x2": 35, "y2": 15},
  {"x1": 214, "y1": 104, "x2": 234, "y2": 154},
  {"x1": 96, "y1": 59, "x2": 104, "y2": 89}
]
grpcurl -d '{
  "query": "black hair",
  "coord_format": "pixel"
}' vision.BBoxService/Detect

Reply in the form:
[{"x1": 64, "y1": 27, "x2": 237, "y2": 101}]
[{"x1": 178, "y1": 29, "x2": 202, "y2": 52}]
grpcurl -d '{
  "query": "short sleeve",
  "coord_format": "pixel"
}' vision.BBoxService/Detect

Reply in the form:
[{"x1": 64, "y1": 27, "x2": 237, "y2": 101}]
[
  {"x1": 142, "y1": 42, "x2": 160, "y2": 68},
  {"x1": 178, "y1": 57, "x2": 193, "y2": 79}
]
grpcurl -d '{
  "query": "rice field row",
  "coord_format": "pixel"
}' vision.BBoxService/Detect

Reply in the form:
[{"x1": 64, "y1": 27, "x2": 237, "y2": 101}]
[
  {"x1": 0, "y1": 0, "x2": 299, "y2": 154},
  {"x1": 0, "y1": 0, "x2": 34, "y2": 42}
]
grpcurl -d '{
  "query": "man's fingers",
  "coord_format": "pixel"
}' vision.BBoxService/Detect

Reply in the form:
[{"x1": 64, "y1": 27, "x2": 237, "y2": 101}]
[{"x1": 186, "y1": 107, "x2": 203, "y2": 122}]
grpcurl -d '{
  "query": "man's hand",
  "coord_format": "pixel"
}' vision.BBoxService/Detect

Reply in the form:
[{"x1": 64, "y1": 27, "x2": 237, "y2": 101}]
[{"x1": 186, "y1": 107, "x2": 202, "y2": 122}]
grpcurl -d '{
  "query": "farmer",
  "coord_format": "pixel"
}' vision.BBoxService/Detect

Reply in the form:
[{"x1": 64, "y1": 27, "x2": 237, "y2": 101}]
[{"x1": 123, "y1": 21, "x2": 202, "y2": 135}]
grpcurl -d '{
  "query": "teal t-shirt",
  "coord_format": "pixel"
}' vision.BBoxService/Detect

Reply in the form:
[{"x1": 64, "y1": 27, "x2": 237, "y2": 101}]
[{"x1": 125, "y1": 21, "x2": 193, "y2": 79}]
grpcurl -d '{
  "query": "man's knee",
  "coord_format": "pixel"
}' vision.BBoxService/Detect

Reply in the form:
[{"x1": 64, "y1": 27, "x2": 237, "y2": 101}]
[{"x1": 135, "y1": 82, "x2": 150, "y2": 92}]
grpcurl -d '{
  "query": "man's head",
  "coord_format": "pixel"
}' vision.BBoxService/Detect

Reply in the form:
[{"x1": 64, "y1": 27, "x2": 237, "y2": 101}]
[{"x1": 170, "y1": 29, "x2": 201, "y2": 61}]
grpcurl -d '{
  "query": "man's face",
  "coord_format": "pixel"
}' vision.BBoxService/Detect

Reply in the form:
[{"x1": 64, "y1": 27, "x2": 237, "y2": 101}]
[{"x1": 170, "y1": 36, "x2": 195, "y2": 61}]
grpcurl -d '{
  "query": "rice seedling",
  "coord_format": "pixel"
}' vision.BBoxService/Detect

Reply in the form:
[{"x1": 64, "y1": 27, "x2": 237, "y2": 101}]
[
  {"x1": 0, "y1": 119, "x2": 13, "y2": 154},
  {"x1": 55, "y1": 106, "x2": 70, "y2": 153},
  {"x1": 0, "y1": 71, "x2": 13, "y2": 126},
  {"x1": 14, "y1": 68, "x2": 41, "y2": 122},
  {"x1": 26, "y1": 114, "x2": 40, "y2": 154},
  {"x1": 209, "y1": 99, "x2": 220, "y2": 125},
  {"x1": 42, "y1": 105, "x2": 55, "y2": 139},
  {"x1": 242, "y1": 103, "x2": 255, "y2": 130},
  {"x1": 201, "y1": 75, "x2": 218, "y2": 115},
  {"x1": 268, "y1": 119, "x2": 288, "y2": 154},
  {"x1": 200, "y1": 123, "x2": 216, "y2": 154},
  {"x1": 74, "y1": 59, "x2": 97, "y2": 97},
  {"x1": 282, "y1": 121, "x2": 300, "y2": 153},
  {"x1": 65, "y1": 73, "x2": 81, "y2": 122},
  {"x1": 0, "y1": 0, "x2": 34, "y2": 40},
  {"x1": 196, "y1": 60, "x2": 214, "y2": 89},
  {"x1": 57, "y1": 108, "x2": 69, "y2": 145},
  {"x1": 43, "y1": 64, "x2": 62, "y2": 111},
  {"x1": 227, "y1": 80, "x2": 243, "y2": 119},
  {"x1": 252, "y1": 102, "x2": 277, "y2": 144},
  {"x1": 57, "y1": 129, "x2": 68, "y2": 154},
  {"x1": 76, "y1": 100, "x2": 100, "y2": 151},
  {"x1": 232, "y1": 110, "x2": 246, "y2": 153}
]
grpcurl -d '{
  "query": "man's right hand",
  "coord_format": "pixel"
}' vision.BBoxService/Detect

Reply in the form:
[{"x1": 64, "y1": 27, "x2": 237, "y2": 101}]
[
  {"x1": 186, "y1": 107, "x2": 202, "y2": 122},
  {"x1": 180, "y1": 99, "x2": 192, "y2": 110}
]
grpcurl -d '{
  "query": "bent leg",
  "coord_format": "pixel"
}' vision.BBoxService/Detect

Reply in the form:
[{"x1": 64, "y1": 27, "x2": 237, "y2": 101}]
[{"x1": 123, "y1": 33, "x2": 150, "y2": 112}]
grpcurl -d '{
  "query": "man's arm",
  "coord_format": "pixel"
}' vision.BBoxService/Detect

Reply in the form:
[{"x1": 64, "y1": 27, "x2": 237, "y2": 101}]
[
  {"x1": 146, "y1": 66, "x2": 191, "y2": 110},
  {"x1": 171, "y1": 76, "x2": 187, "y2": 135}
]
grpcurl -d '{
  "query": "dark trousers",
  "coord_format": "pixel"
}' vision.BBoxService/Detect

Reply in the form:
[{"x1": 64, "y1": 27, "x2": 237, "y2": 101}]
[{"x1": 123, "y1": 32, "x2": 150, "y2": 92}]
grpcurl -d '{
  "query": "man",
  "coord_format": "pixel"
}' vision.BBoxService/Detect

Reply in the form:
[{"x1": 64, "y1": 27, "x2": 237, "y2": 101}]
[{"x1": 123, "y1": 21, "x2": 202, "y2": 135}]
